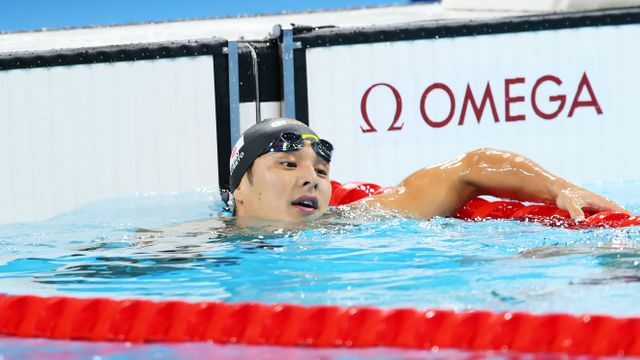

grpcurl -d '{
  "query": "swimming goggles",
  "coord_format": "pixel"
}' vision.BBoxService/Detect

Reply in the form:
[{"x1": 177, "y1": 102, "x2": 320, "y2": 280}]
[{"x1": 265, "y1": 132, "x2": 333, "y2": 163}]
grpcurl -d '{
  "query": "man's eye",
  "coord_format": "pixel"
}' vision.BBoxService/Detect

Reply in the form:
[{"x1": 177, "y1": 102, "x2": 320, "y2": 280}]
[
  {"x1": 281, "y1": 161, "x2": 297, "y2": 168},
  {"x1": 315, "y1": 168, "x2": 327, "y2": 176}
]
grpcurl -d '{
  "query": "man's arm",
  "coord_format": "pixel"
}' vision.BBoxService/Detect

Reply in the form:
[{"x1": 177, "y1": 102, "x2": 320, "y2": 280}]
[{"x1": 364, "y1": 148, "x2": 627, "y2": 220}]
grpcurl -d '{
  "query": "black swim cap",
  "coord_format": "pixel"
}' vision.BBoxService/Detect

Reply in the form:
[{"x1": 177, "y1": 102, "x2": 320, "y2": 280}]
[{"x1": 228, "y1": 118, "x2": 317, "y2": 193}]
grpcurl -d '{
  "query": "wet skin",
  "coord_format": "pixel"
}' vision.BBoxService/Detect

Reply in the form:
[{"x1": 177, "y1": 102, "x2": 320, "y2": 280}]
[
  {"x1": 233, "y1": 146, "x2": 627, "y2": 223},
  {"x1": 367, "y1": 148, "x2": 629, "y2": 220},
  {"x1": 233, "y1": 141, "x2": 331, "y2": 223}
]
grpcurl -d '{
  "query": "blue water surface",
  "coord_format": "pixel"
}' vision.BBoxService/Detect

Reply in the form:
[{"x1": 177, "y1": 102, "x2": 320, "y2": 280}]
[{"x1": 1, "y1": 181, "x2": 640, "y2": 358}]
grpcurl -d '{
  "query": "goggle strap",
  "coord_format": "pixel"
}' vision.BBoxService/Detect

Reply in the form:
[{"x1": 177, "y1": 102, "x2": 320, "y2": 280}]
[{"x1": 301, "y1": 134, "x2": 320, "y2": 142}]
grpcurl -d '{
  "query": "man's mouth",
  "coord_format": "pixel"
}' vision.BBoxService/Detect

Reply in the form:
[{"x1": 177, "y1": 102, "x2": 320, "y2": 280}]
[{"x1": 291, "y1": 196, "x2": 319, "y2": 214}]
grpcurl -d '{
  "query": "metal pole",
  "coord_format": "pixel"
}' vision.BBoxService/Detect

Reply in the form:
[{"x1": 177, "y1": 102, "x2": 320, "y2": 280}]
[
  {"x1": 276, "y1": 24, "x2": 296, "y2": 119},
  {"x1": 225, "y1": 40, "x2": 241, "y2": 146},
  {"x1": 243, "y1": 43, "x2": 261, "y2": 124}
]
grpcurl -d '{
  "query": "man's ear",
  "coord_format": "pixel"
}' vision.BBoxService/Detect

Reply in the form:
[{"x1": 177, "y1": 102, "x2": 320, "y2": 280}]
[{"x1": 233, "y1": 177, "x2": 247, "y2": 204}]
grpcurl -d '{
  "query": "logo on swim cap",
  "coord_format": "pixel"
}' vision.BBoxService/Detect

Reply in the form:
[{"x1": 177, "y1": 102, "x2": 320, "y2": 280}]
[
  {"x1": 269, "y1": 119, "x2": 298, "y2": 128},
  {"x1": 230, "y1": 152, "x2": 244, "y2": 175},
  {"x1": 229, "y1": 135, "x2": 245, "y2": 175}
]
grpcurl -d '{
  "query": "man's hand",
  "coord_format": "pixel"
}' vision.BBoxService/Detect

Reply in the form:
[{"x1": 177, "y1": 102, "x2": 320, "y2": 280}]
[{"x1": 555, "y1": 185, "x2": 630, "y2": 220}]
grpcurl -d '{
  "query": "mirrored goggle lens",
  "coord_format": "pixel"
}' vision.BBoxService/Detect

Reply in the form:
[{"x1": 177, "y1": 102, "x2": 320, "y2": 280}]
[
  {"x1": 268, "y1": 132, "x2": 333, "y2": 162},
  {"x1": 314, "y1": 139, "x2": 333, "y2": 162},
  {"x1": 271, "y1": 133, "x2": 303, "y2": 152}
]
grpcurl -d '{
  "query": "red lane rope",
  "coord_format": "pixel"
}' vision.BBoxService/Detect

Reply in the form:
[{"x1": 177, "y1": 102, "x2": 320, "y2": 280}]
[
  {"x1": 1, "y1": 294, "x2": 640, "y2": 355},
  {"x1": 330, "y1": 180, "x2": 640, "y2": 229},
  {"x1": 3, "y1": 181, "x2": 639, "y2": 354}
]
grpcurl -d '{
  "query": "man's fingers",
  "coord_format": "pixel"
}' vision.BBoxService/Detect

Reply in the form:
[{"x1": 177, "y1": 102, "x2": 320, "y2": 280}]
[
  {"x1": 582, "y1": 195, "x2": 631, "y2": 215},
  {"x1": 556, "y1": 188, "x2": 629, "y2": 220},
  {"x1": 565, "y1": 201, "x2": 585, "y2": 220},
  {"x1": 556, "y1": 194, "x2": 586, "y2": 220},
  {"x1": 594, "y1": 200, "x2": 631, "y2": 214}
]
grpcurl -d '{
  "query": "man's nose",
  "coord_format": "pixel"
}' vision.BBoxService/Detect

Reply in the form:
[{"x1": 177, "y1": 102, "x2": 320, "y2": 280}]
[{"x1": 298, "y1": 164, "x2": 319, "y2": 190}]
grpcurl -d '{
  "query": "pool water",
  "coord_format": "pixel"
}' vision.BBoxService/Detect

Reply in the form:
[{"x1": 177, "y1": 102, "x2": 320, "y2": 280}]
[{"x1": 1, "y1": 181, "x2": 640, "y2": 358}]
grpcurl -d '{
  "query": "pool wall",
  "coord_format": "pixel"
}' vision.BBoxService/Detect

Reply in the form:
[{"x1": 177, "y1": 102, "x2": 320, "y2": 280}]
[
  {"x1": 1, "y1": 6, "x2": 639, "y2": 224},
  {"x1": 0, "y1": 40, "x2": 228, "y2": 224},
  {"x1": 301, "y1": 9, "x2": 640, "y2": 185}
]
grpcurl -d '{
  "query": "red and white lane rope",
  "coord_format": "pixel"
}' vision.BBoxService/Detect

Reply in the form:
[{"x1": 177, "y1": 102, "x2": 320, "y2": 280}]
[{"x1": 1, "y1": 294, "x2": 640, "y2": 356}]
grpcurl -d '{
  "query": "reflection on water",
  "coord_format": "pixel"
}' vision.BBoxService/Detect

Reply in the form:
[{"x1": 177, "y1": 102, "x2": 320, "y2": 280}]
[
  {"x1": 36, "y1": 254, "x2": 242, "y2": 283},
  {"x1": 34, "y1": 206, "x2": 399, "y2": 287},
  {"x1": 519, "y1": 227, "x2": 640, "y2": 286}
]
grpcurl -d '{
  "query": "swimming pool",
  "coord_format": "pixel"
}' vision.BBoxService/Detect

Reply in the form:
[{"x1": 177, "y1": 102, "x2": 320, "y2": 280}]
[{"x1": 1, "y1": 180, "x2": 639, "y2": 357}]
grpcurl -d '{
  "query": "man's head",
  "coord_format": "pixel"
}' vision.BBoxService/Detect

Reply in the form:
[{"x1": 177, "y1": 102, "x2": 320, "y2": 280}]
[{"x1": 229, "y1": 118, "x2": 333, "y2": 221}]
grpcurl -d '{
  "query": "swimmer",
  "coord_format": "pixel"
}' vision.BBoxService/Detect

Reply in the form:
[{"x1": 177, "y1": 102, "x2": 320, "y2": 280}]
[{"x1": 227, "y1": 118, "x2": 627, "y2": 223}]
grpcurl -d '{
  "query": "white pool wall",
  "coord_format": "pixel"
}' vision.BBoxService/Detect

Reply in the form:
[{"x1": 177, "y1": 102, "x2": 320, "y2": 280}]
[{"x1": 1, "y1": 2, "x2": 639, "y2": 224}]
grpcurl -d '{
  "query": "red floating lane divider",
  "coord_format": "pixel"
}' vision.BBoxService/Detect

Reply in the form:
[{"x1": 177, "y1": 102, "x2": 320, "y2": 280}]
[
  {"x1": 1, "y1": 294, "x2": 640, "y2": 356},
  {"x1": 330, "y1": 181, "x2": 638, "y2": 229},
  {"x1": 329, "y1": 181, "x2": 383, "y2": 206}
]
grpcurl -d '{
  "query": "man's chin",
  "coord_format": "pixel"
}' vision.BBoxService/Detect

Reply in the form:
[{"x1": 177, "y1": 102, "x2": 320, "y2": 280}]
[
  {"x1": 236, "y1": 210, "x2": 325, "y2": 225},
  {"x1": 285, "y1": 209, "x2": 325, "y2": 222}
]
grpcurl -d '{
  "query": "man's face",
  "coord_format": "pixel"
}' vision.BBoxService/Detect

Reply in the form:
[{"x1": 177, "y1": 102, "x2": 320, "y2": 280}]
[{"x1": 233, "y1": 141, "x2": 331, "y2": 222}]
